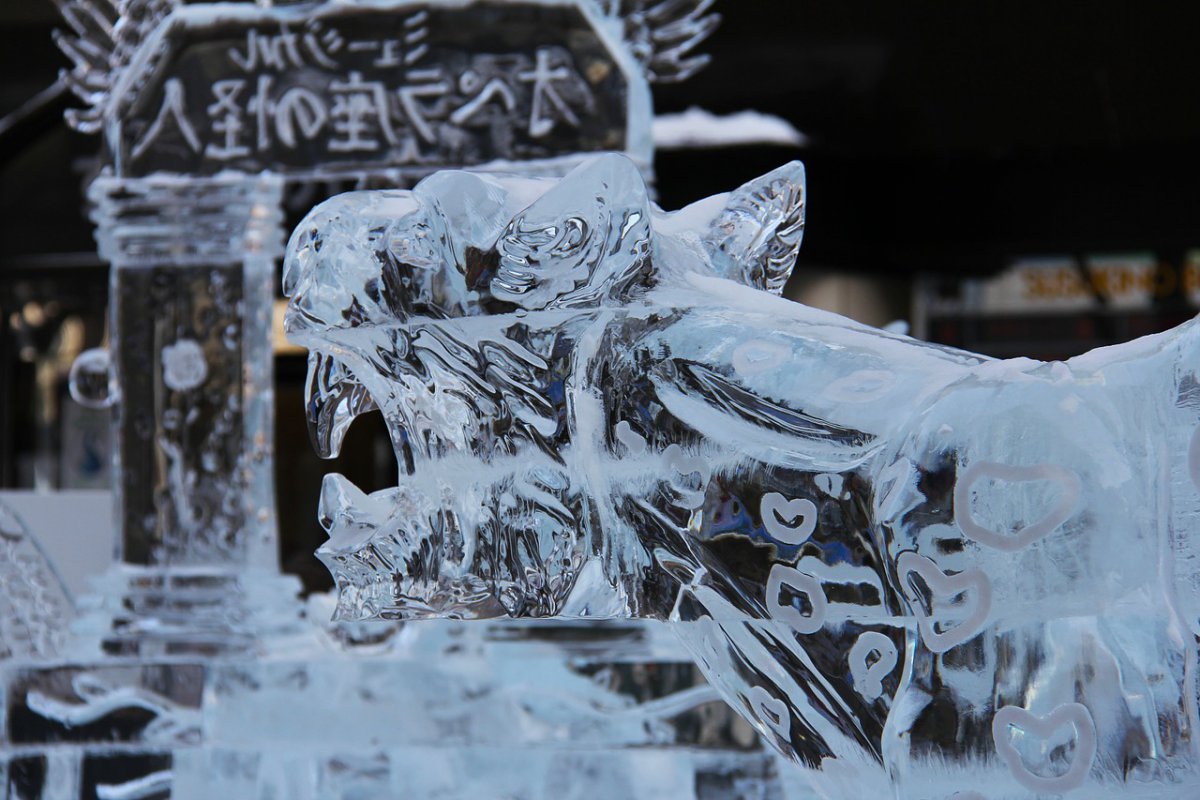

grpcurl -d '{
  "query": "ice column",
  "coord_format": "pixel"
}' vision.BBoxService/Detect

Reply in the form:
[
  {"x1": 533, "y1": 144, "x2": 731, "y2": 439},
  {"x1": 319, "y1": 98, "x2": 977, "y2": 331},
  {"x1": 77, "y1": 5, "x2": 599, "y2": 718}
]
[{"x1": 70, "y1": 172, "x2": 289, "y2": 655}]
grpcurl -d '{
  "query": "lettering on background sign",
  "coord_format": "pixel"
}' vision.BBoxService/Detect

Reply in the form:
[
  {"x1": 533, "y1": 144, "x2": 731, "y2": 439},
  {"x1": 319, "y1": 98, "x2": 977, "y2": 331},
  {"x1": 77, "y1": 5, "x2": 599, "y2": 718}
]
[
  {"x1": 206, "y1": 79, "x2": 251, "y2": 159},
  {"x1": 1018, "y1": 260, "x2": 1179, "y2": 304},
  {"x1": 329, "y1": 71, "x2": 400, "y2": 152},
  {"x1": 520, "y1": 47, "x2": 582, "y2": 137},
  {"x1": 450, "y1": 70, "x2": 518, "y2": 125},
  {"x1": 127, "y1": 14, "x2": 599, "y2": 169},
  {"x1": 131, "y1": 78, "x2": 201, "y2": 159},
  {"x1": 398, "y1": 69, "x2": 450, "y2": 144},
  {"x1": 227, "y1": 20, "x2": 344, "y2": 72}
]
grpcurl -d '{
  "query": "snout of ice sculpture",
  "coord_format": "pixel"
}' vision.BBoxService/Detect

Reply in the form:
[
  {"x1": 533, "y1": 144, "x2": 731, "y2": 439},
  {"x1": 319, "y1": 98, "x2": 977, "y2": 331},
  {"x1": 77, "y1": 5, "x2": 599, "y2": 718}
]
[{"x1": 284, "y1": 153, "x2": 1200, "y2": 798}]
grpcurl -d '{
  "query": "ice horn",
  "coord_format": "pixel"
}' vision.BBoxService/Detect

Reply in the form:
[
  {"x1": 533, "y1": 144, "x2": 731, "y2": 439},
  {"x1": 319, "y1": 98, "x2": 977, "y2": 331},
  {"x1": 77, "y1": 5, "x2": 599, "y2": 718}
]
[{"x1": 305, "y1": 351, "x2": 378, "y2": 459}]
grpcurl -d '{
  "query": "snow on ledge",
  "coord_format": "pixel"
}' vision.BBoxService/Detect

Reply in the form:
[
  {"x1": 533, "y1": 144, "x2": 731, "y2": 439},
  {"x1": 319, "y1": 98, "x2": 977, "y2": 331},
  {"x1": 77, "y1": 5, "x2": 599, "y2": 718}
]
[{"x1": 653, "y1": 107, "x2": 809, "y2": 150}]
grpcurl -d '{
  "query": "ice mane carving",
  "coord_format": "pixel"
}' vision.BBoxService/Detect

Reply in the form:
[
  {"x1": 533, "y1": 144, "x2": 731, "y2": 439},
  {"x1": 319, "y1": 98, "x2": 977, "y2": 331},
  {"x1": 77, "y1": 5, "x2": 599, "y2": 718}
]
[{"x1": 285, "y1": 154, "x2": 1200, "y2": 798}]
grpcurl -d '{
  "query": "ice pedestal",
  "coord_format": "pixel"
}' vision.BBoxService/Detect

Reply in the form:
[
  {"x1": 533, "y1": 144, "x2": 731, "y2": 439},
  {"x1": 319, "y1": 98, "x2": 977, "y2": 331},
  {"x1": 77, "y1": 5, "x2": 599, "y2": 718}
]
[
  {"x1": 2, "y1": 614, "x2": 797, "y2": 799},
  {"x1": 178, "y1": 615, "x2": 792, "y2": 800},
  {"x1": 2, "y1": 491, "x2": 787, "y2": 798}
]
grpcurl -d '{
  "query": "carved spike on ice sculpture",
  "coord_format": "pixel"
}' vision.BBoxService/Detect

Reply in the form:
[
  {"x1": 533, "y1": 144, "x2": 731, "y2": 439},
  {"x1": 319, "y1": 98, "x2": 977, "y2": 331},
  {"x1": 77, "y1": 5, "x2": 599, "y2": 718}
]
[{"x1": 285, "y1": 153, "x2": 1200, "y2": 798}]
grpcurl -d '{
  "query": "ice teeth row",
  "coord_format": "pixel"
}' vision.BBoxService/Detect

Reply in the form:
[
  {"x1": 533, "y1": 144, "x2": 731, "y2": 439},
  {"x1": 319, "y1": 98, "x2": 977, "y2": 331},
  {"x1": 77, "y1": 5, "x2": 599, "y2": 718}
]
[
  {"x1": 317, "y1": 514, "x2": 425, "y2": 620},
  {"x1": 305, "y1": 351, "x2": 378, "y2": 458},
  {"x1": 316, "y1": 472, "x2": 441, "y2": 619}
]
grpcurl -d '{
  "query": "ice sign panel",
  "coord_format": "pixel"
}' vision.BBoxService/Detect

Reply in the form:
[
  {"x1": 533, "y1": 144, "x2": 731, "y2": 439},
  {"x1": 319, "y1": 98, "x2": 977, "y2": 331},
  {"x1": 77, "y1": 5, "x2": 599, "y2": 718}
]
[{"x1": 111, "y1": 1, "x2": 648, "y2": 179}]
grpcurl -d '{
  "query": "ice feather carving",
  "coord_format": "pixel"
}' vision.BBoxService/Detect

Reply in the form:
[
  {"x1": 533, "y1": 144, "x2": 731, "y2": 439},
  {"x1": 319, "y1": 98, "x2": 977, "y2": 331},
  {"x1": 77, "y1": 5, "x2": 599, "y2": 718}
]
[
  {"x1": 604, "y1": 0, "x2": 720, "y2": 83},
  {"x1": 53, "y1": 0, "x2": 179, "y2": 133}
]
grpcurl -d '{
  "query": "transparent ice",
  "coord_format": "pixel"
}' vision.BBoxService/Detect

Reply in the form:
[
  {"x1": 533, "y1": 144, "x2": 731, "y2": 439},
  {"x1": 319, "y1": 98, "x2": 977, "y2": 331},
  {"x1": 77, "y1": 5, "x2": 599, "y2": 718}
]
[{"x1": 285, "y1": 152, "x2": 1200, "y2": 798}]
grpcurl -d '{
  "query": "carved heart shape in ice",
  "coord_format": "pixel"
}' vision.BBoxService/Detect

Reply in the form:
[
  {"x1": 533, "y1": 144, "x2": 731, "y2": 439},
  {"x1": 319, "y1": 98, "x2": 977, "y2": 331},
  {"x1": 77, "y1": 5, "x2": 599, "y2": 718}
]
[
  {"x1": 731, "y1": 338, "x2": 790, "y2": 377},
  {"x1": 748, "y1": 685, "x2": 791, "y2": 741},
  {"x1": 664, "y1": 444, "x2": 711, "y2": 510},
  {"x1": 760, "y1": 493, "x2": 817, "y2": 545},
  {"x1": 823, "y1": 368, "x2": 895, "y2": 403},
  {"x1": 614, "y1": 419, "x2": 647, "y2": 456},
  {"x1": 848, "y1": 630, "x2": 898, "y2": 701},
  {"x1": 897, "y1": 552, "x2": 992, "y2": 654},
  {"x1": 766, "y1": 563, "x2": 827, "y2": 634},
  {"x1": 992, "y1": 702, "x2": 1097, "y2": 793},
  {"x1": 954, "y1": 462, "x2": 1082, "y2": 552}
]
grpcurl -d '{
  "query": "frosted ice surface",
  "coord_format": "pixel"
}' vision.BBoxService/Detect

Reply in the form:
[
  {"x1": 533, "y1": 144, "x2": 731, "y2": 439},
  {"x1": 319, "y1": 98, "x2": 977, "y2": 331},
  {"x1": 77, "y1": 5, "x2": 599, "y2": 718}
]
[
  {"x1": 0, "y1": 500, "x2": 72, "y2": 660},
  {"x1": 286, "y1": 152, "x2": 1200, "y2": 798}
]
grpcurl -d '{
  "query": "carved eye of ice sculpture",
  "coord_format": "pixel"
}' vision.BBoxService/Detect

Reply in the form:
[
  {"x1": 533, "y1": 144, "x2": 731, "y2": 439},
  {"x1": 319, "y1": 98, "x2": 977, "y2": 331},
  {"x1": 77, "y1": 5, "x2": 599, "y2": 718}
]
[{"x1": 285, "y1": 153, "x2": 1200, "y2": 799}]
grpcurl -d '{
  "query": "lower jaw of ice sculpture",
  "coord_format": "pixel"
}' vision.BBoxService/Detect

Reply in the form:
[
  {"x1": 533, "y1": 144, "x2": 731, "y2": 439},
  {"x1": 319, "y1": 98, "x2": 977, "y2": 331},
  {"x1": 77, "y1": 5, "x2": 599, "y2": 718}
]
[
  {"x1": 316, "y1": 465, "x2": 595, "y2": 622},
  {"x1": 323, "y1": 576, "x2": 510, "y2": 622},
  {"x1": 321, "y1": 566, "x2": 589, "y2": 623},
  {"x1": 306, "y1": 337, "x2": 601, "y2": 622}
]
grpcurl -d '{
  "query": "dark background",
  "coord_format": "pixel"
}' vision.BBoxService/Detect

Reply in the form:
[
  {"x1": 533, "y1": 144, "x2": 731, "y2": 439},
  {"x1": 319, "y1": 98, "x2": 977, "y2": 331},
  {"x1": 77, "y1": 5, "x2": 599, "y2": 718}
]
[{"x1": 3, "y1": 0, "x2": 1199, "y2": 587}]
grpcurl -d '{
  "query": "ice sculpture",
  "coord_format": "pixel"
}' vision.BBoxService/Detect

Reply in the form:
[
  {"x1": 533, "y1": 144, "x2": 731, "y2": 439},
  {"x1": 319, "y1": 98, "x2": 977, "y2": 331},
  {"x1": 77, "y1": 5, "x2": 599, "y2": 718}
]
[
  {"x1": 286, "y1": 152, "x2": 1200, "y2": 798},
  {"x1": 54, "y1": 0, "x2": 697, "y2": 649}
]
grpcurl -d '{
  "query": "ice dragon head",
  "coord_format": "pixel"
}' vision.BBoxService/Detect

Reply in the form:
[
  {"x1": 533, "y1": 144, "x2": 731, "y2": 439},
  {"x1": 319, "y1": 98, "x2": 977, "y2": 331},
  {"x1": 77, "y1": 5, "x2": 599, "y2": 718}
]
[{"x1": 283, "y1": 153, "x2": 806, "y2": 620}]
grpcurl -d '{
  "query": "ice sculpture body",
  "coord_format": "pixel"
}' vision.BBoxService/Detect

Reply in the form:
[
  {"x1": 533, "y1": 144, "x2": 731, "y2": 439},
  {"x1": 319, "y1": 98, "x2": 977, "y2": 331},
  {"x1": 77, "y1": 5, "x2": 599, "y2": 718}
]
[{"x1": 286, "y1": 153, "x2": 1200, "y2": 798}]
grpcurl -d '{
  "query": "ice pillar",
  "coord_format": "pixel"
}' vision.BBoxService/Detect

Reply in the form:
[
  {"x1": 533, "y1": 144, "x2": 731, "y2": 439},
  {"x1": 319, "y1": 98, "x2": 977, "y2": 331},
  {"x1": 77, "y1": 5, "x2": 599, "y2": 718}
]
[{"x1": 70, "y1": 172, "x2": 288, "y2": 654}]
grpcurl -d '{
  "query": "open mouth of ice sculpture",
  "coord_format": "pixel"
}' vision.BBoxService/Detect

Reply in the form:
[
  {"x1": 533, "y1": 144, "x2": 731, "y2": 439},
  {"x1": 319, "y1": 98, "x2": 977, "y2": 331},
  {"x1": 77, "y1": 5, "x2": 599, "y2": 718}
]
[{"x1": 282, "y1": 154, "x2": 805, "y2": 621}]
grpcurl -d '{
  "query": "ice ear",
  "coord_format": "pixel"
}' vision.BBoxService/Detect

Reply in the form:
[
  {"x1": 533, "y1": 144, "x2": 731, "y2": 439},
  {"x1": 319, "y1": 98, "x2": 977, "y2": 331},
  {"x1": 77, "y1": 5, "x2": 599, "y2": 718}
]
[
  {"x1": 491, "y1": 153, "x2": 652, "y2": 309},
  {"x1": 703, "y1": 161, "x2": 806, "y2": 295}
]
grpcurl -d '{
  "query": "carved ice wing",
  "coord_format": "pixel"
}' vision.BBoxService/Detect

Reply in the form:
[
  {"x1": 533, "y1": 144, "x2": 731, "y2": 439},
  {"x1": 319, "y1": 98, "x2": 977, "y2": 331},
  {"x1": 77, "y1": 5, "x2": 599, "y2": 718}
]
[
  {"x1": 605, "y1": 0, "x2": 721, "y2": 83},
  {"x1": 704, "y1": 161, "x2": 806, "y2": 295},
  {"x1": 53, "y1": 0, "x2": 178, "y2": 133}
]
